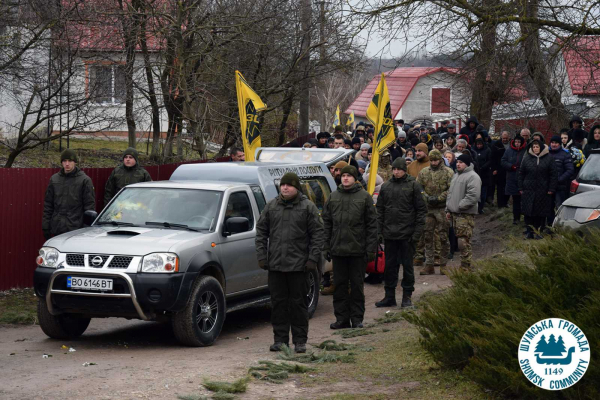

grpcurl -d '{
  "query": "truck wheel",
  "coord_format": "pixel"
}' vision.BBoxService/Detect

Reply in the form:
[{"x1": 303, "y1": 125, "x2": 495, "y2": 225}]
[
  {"x1": 307, "y1": 268, "x2": 319, "y2": 319},
  {"x1": 172, "y1": 275, "x2": 225, "y2": 347},
  {"x1": 37, "y1": 299, "x2": 91, "y2": 339}
]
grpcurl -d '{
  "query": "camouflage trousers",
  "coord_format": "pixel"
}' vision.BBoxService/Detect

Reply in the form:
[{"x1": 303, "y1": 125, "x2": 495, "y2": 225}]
[
  {"x1": 450, "y1": 213, "x2": 475, "y2": 269},
  {"x1": 415, "y1": 208, "x2": 449, "y2": 266}
]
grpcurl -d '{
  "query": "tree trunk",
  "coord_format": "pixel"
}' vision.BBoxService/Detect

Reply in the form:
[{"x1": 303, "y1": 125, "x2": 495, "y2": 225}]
[
  {"x1": 519, "y1": 0, "x2": 570, "y2": 132},
  {"x1": 469, "y1": 0, "x2": 496, "y2": 129},
  {"x1": 139, "y1": 11, "x2": 162, "y2": 161},
  {"x1": 297, "y1": 0, "x2": 311, "y2": 136},
  {"x1": 277, "y1": 91, "x2": 295, "y2": 146}
]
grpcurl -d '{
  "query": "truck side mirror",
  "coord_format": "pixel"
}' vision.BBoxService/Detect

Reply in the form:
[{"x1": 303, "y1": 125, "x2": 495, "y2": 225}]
[
  {"x1": 84, "y1": 210, "x2": 98, "y2": 226},
  {"x1": 223, "y1": 217, "x2": 250, "y2": 236}
]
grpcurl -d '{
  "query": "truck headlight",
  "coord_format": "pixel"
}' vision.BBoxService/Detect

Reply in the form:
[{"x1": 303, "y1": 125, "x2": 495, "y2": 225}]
[
  {"x1": 140, "y1": 253, "x2": 179, "y2": 273},
  {"x1": 36, "y1": 247, "x2": 60, "y2": 268}
]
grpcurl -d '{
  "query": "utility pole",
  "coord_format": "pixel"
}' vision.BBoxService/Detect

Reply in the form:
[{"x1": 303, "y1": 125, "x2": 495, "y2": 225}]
[{"x1": 298, "y1": 0, "x2": 311, "y2": 137}]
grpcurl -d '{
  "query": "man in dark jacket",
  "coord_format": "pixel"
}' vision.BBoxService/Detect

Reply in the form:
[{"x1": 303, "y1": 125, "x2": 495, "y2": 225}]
[
  {"x1": 42, "y1": 149, "x2": 96, "y2": 239},
  {"x1": 501, "y1": 135, "x2": 527, "y2": 224},
  {"x1": 375, "y1": 158, "x2": 427, "y2": 308},
  {"x1": 317, "y1": 132, "x2": 330, "y2": 148},
  {"x1": 548, "y1": 136, "x2": 574, "y2": 226},
  {"x1": 104, "y1": 147, "x2": 152, "y2": 207},
  {"x1": 255, "y1": 172, "x2": 324, "y2": 354},
  {"x1": 459, "y1": 116, "x2": 479, "y2": 144},
  {"x1": 568, "y1": 115, "x2": 587, "y2": 138},
  {"x1": 491, "y1": 131, "x2": 510, "y2": 208},
  {"x1": 473, "y1": 138, "x2": 492, "y2": 213},
  {"x1": 322, "y1": 166, "x2": 377, "y2": 329}
]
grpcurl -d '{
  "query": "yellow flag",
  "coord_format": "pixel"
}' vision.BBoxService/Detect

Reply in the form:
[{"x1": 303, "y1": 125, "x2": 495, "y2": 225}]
[
  {"x1": 236, "y1": 71, "x2": 267, "y2": 161},
  {"x1": 331, "y1": 105, "x2": 340, "y2": 129},
  {"x1": 346, "y1": 111, "x2": 355, "y2": 129},
  {"x1": 366, "y1": 73, "x2": 394, "y2": 194}
]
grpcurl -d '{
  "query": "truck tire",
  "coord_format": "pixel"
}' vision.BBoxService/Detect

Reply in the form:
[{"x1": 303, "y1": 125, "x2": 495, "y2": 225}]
[
  {"x1": 37, "y1": 299, "x2": 91, "y2": 339},
  {"x1": 307, "y1": 268, "x2": 319, "y2": 319},
  {"x1": 172, "y1": 275, "x2": 225, "y2": 347}
]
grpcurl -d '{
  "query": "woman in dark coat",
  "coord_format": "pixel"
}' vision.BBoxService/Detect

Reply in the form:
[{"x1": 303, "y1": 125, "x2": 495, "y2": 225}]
[
  {"x1": 518, "y1": 139, "x2": 557, "y2": 239},
  {"x1": 501, "y1": 135, "x2": 527, "y2": 224},
  {"x1": 584, "y1": 125, "x2": 600, "y2": 157},
  {"x1": 473, "y1": 138, "x2": 492, "y2": 213}
]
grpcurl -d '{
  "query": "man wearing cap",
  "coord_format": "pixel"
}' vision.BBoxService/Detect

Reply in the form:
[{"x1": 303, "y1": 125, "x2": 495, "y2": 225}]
[
  {"x1": 356, "y1": 143, "x2": 370, "y2": 161},
  {"x1": 407, "y1": 143, "x2": 430, "y2": 178},
  {"x1": 445, "y1": 154, "x2": 481, "y2": 270},
  {"x1": 256, "y1": 172, "x2": 324, "y2": 354},
  {"x1": 104, "y1": 147, "x2": 152, "y2": 207},
  {"x1": 396, "y1": 130, "x2": 411, "y2": 152},
  {"x1": 416, "y1": 149, "x2": 454, "y2": 275},
  {"x1": 317, "y1": 132, "x2": 330, "y2": 148},
  {"x1": 322, "y1": 165, "x2": 377, "y2": 329},
  {"x1": 42, "y1": 149, "x2": 96, "y2": 240},
  {"x1": 441, "y1": 123, "x2": 457, "y2": 140},
  {"x1": 375, "y1": 157, "x2": 427, "y2": 308}
]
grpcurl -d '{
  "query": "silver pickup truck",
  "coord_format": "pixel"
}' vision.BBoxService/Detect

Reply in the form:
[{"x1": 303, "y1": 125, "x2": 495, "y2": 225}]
[{"x1": 33, "y1": 148, "x2": 352, "y2": 347}]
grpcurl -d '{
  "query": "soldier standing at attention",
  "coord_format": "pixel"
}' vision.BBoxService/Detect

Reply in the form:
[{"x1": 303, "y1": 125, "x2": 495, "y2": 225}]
[
  {"x1": 445, "y1": 154, "x2": 481, "y2": 270},
  {"x1": 322, "y1": 165, "x2": 378, "y2": 329},
  {"x1": 375, "y1": 158, "x2": 427, "y2": 308},
  {"x1": 416, "y1": 149, "x2": 454, "y2": 275},
  {"x1": 104, "y1": 147, "x2": 152, "y2": 207},
  {"x1": 255, "y1": 172, "x2": 324, "y2": 354},
  {"x1": 42, "y1": 149, "x2": 96, "y2": 240}
]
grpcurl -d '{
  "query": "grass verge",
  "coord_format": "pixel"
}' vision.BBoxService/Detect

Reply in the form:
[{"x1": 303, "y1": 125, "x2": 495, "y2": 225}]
[{"x1": 0, "y1": 288, "x2": 38, "y2": 325}]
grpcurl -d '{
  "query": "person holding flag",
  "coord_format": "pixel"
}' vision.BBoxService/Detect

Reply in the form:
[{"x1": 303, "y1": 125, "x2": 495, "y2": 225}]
[
  {"x1": 346, "y1": 111, "x2": 355, "y2": 131},
  {"x1": 235, "y1": 71, "x2": 267, "y2": 162}
]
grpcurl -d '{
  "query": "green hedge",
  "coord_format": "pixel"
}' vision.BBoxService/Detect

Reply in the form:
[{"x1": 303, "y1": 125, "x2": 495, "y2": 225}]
[{"x1": 405, "y1": 232, "x2": 599, "y2": 399}]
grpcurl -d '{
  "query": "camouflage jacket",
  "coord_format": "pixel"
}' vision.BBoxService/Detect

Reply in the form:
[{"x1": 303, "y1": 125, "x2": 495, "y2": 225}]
[{"x1": 417, "y1": 165, "x2": 454, "y2": 209}]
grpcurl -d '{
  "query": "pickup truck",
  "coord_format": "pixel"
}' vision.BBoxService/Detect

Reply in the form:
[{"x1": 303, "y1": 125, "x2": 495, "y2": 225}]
[{"x1": 33, "y1": 155, "x2": 341, "y2": 347}]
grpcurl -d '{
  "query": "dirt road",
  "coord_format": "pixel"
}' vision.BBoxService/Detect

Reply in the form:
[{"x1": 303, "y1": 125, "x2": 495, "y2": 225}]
[{"x1": 0, "y1": 213, "x2": 505, "y2": 400}]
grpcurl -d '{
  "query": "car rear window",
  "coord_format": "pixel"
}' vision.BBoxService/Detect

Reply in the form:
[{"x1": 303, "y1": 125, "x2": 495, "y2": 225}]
[
  {"x1": 274, "y1": 176, "x2": 332, "y2": 212},
  {"x1": 578, "y1": 154, "x2": 600, "y2": 182}
]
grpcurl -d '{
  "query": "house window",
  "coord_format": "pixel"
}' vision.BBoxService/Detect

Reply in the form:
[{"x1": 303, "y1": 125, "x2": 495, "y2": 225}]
[
  {"x1": 89, "y1": 64, "x2": 126, "y2": 104},
  {"x1": 431, "y1": 88, "x2": 451, "y2": 114}
]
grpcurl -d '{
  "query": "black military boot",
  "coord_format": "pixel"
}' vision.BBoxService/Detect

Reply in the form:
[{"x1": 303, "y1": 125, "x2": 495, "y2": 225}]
[
  {"x1": 400, "y1": 291, "x2": 413, "y2": 308},
  {"x1": 375, "y1": 288, "x2": 397, "y2": 307}
]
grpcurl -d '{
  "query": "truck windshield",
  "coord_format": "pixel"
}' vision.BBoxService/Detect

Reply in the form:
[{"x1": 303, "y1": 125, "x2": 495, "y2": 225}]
[{"x1": 98, "y1": 188, "x2": 222, "y2": 231}]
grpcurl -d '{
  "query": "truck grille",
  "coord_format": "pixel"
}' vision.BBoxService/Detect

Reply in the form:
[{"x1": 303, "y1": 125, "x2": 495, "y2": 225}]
[
  {"x1": 66, "y1": 254, "x2": 85, "y2": 267},
  {"x1": 65, "y1": 254, "x2": 135, "y2": 269},
  {"x1": 108, "y1": 256, "x2": 133, "y2": 269}
]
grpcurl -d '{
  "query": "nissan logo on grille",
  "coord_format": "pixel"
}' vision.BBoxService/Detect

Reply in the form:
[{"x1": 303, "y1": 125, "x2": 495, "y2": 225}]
[{"x1": 91, "y1": 256, "x2": 104, "y2": 267}]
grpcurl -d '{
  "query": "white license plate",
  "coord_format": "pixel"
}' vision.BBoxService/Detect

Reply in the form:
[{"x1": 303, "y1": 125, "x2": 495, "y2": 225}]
[{"x1": 67, "y1": 276, "x2": 113, "y2": 291}]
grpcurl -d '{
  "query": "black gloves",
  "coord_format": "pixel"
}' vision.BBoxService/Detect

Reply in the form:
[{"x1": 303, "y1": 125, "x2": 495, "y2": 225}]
[
  {"x1": 427, "y1": 195, "x2": 439, "y2": 206},
  {"x1": 306, "y1": 260, "x2": 318, "y2": 271}
]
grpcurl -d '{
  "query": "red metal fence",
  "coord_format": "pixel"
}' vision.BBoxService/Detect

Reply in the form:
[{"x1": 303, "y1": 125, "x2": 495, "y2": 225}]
[{"x1": 0, "y1": 158, "x2": 231, "y2": 290}]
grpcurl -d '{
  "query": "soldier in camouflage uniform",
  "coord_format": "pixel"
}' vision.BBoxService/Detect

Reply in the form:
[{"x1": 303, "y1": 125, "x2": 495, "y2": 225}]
[
  {"x1": 445, "y1": 154, "x2": 481, "y2": 270},
  {"x1": 416, "y1": 149, "x2": 454, "y2": 275},
  {"x1": 376, "y1": 150, "x2": 393, "y2": 182}
]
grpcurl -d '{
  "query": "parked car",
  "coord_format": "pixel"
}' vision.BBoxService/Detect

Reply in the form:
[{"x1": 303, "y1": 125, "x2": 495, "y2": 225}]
[
  {"x1": 570, "y1": 149, "x2": 600, "y2": 195},
  {"x1": 34, "y1": 161, "x2": 336, "y2": 346},
  {"x1": 553, "y1": 190, "x2": 600, "y2": 233}
]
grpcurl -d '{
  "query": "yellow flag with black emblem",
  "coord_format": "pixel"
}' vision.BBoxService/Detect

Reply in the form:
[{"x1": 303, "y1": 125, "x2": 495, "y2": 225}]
[
  {"x1": 366, "y1": 73, "x2": 394, "y2": 194},
  {"x1": 332, "y1": 105, "x2": 340, "y2": 129},
  {"x1": 346, "y1": 111, "x2": 355, "y2": 130},
  {"x1": 236, "y1": 71, "x2": 267, "y2": 161}
]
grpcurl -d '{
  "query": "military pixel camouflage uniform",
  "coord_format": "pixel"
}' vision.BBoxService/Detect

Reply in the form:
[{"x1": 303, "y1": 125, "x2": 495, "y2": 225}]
[
  {"x1": 451, "y1": 214, "x2": 474, "y2": 269},
  {"x1": 416, "y1": 150, "x2": 454, "y2": 271}
]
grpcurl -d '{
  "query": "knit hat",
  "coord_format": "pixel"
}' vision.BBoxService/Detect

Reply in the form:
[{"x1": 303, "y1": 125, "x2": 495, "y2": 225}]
[
  {"x1": 317, "y1": 131, "x2": 330, "y2": 139},
  {"x1": 447, "y1": 123, "x2": 456, "y2": 128},
  {"x1": 343, "y1": 139, "x2": 352, "y2": 147},
  {"x1": 351, "y1": 137, "x2": 361, "y2": 145},
  {"x1": 398, "y1": 129, "x2": 406, "y2": 139},
  {"x1": 280, "y1": 172, "x2": 301, "y2": 191},
  {"x1": 428, "y1": 149, "x2": 443, "y2": 161},
  {"x1": 366, "y1": 128, "x2": 374, "y2": 135},
  {"x1": 360, "y1": 143, "x2": 371, "y2": 150},
  {"x1": 550, "y1": 135, "x2": 562, "y2": 144},
  {"x1": 334, "y1": 161, "x2": 348, "y2": 170},
  {"x1": 405, "y1": 157, "x2": 414, "y2": 162},
  {"x1": 61, "y1": 148, "x2": 78, "y2": 163},
  {"x1": 340, "y1": 165, "x2": 358, "y2": 180},
  {"x1": 392, "y1": 157, "x2": 407, "y2": 171},
  {"x1": 367, "y1": 147, "x2": 373, "y2": 154},
  {"x1": 457, "y1": 153, "x2": 472, "y2": 166},
  {"x1": 415, "y1": 143, "x2": 429, "y2": 153},
  {"x1": 357, "y1": 160, "x2": 367, "y2": 170},
  {"x1": 334, "y1": 125, "x2": 344, "y2": 133}
]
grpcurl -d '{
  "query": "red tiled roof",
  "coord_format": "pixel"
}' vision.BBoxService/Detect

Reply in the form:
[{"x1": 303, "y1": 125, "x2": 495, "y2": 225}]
[
  {"x1": 344, "y1": 67, "x2": 457, "y2": 118},
  {"x1": 561, "y1": 36, "x2": 600, "y2": 95}
]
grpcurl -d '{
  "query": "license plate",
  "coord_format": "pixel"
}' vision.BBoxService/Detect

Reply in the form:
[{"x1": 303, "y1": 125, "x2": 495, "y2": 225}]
[{"x1": 67, "y1": 276, "x2": 113, "y2": 291}]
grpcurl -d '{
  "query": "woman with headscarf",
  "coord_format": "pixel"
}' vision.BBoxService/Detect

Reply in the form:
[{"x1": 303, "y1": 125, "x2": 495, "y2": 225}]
[{"x1": 518, "y1": 139, "x2": 557, "y2": 239}]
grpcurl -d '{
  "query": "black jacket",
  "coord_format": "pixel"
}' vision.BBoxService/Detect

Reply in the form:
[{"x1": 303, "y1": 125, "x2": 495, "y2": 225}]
[
  {"x1": 376, "y1": 174, "x2": 427, "y2": 241},
  {"x1": 42, "y1": 167, "x2": 96, "y2": 237},
  {"x1": 583, "y1": 124, "x2": 600, "y2": 157},
  {"x1": 501, "y1": 139, "x2": 527, "y2": 196},
  {"x1": 459, "y1": 116, "x2": 479, "y2": 144},
  {"x1": 548, "y1": 147, "x2": 575, "y2": 192},
  {"x1": 322, "y1": 183, "x2": 378, "y2": 257},
  {"x1": 255, "y1": 193, "x2": 324, "y2": 272},
  {"x1": 518, "y1": 145, "x2": 558, "y2": 217},
  {"x1": 104, "y1": 164, "x2": 152, "y2": 206},
  {"x1": 473, "y1": 144, "x2": 492, "y2": 186},
  {"x1": 491, "y1": 139, "x2": 509, "y2": 180}
]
